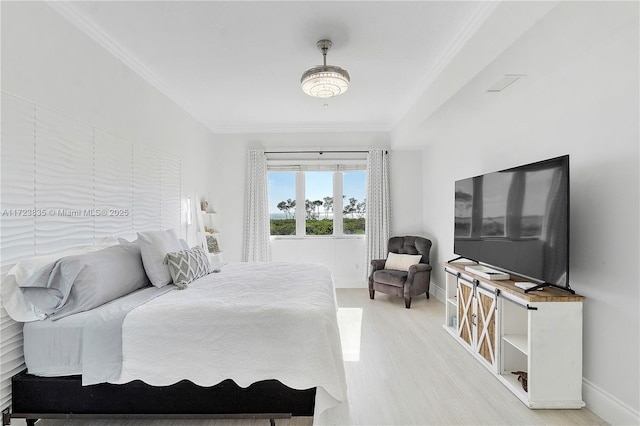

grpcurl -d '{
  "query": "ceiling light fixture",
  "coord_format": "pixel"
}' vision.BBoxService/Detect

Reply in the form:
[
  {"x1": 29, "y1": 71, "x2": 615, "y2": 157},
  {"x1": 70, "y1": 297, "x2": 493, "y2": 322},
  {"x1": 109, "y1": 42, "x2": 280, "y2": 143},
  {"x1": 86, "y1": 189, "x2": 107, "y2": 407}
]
[{"x1": 301, "y1": 40, "x2": 350, "y2": 98}]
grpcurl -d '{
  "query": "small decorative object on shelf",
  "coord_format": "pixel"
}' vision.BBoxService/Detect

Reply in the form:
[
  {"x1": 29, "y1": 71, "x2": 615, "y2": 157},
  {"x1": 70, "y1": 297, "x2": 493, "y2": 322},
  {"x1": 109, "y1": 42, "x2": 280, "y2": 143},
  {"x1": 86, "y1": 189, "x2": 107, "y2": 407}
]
[
  {"x1": 512, "y1": 371, "x2": 528, "y2": 392},
  {"x1": 464, "y1": 264, "x2": 510, "y2": 280},
  {"x1": 204, "y1": 226, "x2": 216, "y2": 234},
  {"x1": 201, "y1": 200, "x2": 209, "y2": 212},
  {"x1": 206, "y1": 234, "x2": 220, "y2": 254}
]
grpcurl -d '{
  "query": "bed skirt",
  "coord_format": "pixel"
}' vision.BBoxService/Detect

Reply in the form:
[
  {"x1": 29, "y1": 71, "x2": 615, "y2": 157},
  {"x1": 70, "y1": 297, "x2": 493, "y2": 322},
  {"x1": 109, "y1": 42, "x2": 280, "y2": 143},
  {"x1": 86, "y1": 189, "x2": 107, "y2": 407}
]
[{"x1": 4, "y1": 370, "x2": 315, "y2": 425}]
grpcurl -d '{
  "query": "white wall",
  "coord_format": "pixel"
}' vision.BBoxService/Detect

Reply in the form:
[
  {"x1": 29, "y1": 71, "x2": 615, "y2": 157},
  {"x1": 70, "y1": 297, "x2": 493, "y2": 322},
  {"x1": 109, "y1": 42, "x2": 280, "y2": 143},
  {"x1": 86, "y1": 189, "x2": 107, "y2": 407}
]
[
  {"x1": 209, "y1": 132, "x2": 424, "y2": 286},
  {"x1": 405, "y1": 2, "x2": 638, "y2": 422},
  {"x1": 390, "y1": 150, "x2": 425, "y2": 238},
  {"x1": 1, "y1": 1, "x2": 216, "y2": 243}
]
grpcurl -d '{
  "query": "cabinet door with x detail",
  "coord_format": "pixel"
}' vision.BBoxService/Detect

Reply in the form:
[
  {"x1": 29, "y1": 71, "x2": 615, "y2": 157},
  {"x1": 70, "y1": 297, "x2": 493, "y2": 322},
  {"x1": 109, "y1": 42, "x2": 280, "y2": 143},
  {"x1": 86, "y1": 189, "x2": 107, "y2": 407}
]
[
  {"x1": 475, "y1": 285, "x2": 498, "y2": 371},
  {"x1": 457, "y1": 279, "x2": 474, "y2": 349}
]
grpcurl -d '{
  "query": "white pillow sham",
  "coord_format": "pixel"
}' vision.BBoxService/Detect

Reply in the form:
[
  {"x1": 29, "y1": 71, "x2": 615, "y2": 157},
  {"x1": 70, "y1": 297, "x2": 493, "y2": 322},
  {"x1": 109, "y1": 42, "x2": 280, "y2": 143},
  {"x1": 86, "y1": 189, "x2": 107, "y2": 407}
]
[
  {"x1": 137, "y1": 229, "x2": 183, "y2": 288},
  {"x1": 384, "y1": 252, "x2": 422, "y2": 272}
]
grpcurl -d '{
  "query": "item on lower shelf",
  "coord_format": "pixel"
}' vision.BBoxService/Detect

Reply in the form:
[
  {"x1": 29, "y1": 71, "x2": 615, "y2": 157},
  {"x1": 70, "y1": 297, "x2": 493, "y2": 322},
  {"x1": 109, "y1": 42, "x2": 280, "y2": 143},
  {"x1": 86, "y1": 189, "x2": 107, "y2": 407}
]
[
  {"x1": 206, "y1": 234, "x2": 220, "y2": 253},
  {"x1": 512, "y1": 371, "x2": 528, "y2": 392}
]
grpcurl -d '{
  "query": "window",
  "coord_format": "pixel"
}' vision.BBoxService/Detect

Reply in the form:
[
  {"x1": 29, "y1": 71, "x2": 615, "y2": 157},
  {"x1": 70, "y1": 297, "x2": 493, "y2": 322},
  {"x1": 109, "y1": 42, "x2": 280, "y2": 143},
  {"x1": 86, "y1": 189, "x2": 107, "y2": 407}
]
[
  {"x1": 305, "y1": 172, "x2": 333, "y2": 235},
  {"x1": 268, "y1": 172, "x2": 296, "y2": 236},
  {"x1": 342, "y1": 171, "x2": 366, "y2": 234},
  {"x1": 268, "y1": 169, "x2": 366, "y2": 237}
]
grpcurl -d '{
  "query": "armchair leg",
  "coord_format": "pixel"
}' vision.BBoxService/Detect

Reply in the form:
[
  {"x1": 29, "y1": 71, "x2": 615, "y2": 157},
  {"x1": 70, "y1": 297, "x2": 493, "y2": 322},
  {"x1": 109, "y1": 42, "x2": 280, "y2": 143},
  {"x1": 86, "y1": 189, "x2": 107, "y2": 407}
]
[
  {"x1": 405, "y1": 297, "x2": 411, "y2": 309},
  {"x1": 426, "y1": 292, "x2": 430, "y2": 299},
  {"x1": 369, "y1": 289, "x2": 375, "y2": 299}
]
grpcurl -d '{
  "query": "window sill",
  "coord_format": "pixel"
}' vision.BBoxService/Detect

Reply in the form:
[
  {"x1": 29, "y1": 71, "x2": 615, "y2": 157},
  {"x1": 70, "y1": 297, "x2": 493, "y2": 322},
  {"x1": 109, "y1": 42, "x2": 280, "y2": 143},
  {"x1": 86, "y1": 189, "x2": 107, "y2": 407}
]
[{"x1": 270, "y1": 235, "x2": 364, "y2": 240}]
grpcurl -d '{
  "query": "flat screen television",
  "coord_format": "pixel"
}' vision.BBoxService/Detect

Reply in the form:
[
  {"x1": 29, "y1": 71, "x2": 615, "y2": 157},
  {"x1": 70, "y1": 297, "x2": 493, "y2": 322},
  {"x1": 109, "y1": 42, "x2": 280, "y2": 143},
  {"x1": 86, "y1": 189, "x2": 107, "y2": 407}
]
[{"x1": 454, "y1": 155, "x2": 572, "y2": 293}]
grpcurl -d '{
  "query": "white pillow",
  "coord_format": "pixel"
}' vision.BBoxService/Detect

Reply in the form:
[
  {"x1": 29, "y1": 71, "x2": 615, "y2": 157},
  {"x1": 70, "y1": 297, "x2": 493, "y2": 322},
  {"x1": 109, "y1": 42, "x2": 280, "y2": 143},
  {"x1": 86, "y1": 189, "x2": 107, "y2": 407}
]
[
  {"x1": 384, "y1": 252, "x2": 422, "y2": 272},
  {"x1": 137, "y1": 229, "x2": 183, "y2": 288},
  {"x1": 1, "y1": 274, "x2": 46, "y2": 322}
]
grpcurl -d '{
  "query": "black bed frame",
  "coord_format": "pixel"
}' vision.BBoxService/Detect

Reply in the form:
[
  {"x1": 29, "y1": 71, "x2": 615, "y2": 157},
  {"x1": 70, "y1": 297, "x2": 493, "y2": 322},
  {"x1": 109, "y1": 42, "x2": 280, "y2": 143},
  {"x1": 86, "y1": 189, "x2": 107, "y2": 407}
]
[{"x1": 3, "y1": 370, "x2": 316, "y2": 426}]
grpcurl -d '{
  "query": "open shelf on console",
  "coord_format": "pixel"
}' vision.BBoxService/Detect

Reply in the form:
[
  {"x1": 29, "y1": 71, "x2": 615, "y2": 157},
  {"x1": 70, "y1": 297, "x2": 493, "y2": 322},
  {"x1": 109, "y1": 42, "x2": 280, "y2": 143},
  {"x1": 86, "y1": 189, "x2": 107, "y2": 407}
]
[
  {"x1": 502, "y1": 334, "x2": 528, "y2": 355},
  {"x1": 499, "y1": 370, "x2": 529, "y2": 402}
]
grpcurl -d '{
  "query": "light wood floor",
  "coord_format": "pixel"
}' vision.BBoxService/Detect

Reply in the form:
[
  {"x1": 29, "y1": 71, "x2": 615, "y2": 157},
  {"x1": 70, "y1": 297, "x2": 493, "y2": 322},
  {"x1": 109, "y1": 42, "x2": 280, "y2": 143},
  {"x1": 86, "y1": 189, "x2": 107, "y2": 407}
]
[{"x1": 21, "y1": 289, "x2": 606, "y2": 426}]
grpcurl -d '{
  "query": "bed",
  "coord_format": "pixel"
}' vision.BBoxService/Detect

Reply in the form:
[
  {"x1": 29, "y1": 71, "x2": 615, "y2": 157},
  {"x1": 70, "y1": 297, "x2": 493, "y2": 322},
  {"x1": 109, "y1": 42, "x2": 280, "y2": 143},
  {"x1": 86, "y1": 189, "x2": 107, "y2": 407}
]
[{"x1": 1, "y1": 236, "x2": 347, "y2": 426}]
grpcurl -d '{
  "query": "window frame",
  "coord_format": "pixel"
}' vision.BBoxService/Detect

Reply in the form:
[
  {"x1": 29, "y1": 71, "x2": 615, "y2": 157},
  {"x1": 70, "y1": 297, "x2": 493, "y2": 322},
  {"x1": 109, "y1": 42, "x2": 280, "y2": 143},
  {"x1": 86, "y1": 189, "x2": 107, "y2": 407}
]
[{"x1": 267, "y1": 162, "x2": 366, "y2": 239}]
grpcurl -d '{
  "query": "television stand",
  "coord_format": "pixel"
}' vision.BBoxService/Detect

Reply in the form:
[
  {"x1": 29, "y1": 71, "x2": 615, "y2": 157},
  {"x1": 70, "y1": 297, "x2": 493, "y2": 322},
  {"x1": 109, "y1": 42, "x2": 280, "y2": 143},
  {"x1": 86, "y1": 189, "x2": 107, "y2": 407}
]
[{"x1": 443, "y1": 261, "x2": 585, "y2": 409}]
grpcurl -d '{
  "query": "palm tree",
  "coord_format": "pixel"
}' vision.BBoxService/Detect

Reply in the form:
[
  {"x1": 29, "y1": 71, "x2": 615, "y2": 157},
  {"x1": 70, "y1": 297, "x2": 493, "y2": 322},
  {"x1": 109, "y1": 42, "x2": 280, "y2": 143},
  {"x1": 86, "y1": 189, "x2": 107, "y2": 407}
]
[
  {"x1": 323, "y1": 196, "x2": 333, "y2": 219},
  {"x1": 356, "y1": 199, "x2": 366, "y2": 219},
  {"x1": 286, "y1": 198, "x2": 296, "y2": 218},
  {"x1": 276, "y1": 201, "x2": 288, "y2": 219},
  {"x1": 344, "y1": 197, "x2": 357, "y2": 219},
  {"x1": 305, "y1": 199, "x2": 314, "y2": 219},
  {"x1": 313, "y1": 200, "x2": 323, "y2": 219}
]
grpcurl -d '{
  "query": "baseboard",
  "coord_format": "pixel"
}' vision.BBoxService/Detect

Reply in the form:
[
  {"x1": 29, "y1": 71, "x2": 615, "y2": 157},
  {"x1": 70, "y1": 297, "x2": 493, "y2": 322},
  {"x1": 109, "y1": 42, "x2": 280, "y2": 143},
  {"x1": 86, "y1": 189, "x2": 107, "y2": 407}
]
[
  {"x1": 334, "y1": 279, "x2": 367, "y2": 289},
  {"x1": 432, "y1": 283, "x2": 446, "y2": 304},
  {"x1": 583, "y1": 378, "x2": 639, "y2": 425}
]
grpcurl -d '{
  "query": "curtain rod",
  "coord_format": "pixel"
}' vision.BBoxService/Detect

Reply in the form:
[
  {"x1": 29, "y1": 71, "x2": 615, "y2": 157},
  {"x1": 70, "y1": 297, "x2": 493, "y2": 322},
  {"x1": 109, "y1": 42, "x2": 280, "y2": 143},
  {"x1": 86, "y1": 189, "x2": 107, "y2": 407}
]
[{"x1": 264, "y1": 150, "x2": 388, "y2": 154}]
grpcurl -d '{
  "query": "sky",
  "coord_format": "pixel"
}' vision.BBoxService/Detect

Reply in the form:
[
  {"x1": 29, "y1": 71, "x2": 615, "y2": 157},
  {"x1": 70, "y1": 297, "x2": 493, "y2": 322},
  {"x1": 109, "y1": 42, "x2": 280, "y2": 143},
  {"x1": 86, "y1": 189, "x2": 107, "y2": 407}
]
[{"x1": 268, "y1": 171, "x2": 366, "y2": 214}]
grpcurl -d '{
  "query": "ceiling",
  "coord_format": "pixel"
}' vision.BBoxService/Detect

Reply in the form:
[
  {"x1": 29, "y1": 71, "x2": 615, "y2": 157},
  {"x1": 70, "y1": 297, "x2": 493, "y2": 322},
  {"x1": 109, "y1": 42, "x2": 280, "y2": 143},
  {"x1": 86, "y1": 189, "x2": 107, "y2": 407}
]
[{"x1": 52, "y1": 1, "x2": 498, "y2": 135}]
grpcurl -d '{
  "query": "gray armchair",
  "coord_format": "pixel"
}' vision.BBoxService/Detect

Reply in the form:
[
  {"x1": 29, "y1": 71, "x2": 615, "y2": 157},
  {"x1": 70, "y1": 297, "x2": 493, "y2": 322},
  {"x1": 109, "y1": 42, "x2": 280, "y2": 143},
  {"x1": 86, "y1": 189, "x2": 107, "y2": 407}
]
[{"x1": 369, "y1": 236, "x2": 433, "y2": 309}]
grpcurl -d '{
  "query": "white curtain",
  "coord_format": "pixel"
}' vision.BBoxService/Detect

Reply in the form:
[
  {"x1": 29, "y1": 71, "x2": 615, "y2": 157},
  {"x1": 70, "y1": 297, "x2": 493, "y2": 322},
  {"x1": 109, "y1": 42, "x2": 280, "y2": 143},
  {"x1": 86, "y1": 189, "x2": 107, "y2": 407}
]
[
  {"x1": 365, "y1": 149, "x2": 391, "y2": 275},
  {"x1": 243, "y1": 150, "x2": 271, "y2": 262}
]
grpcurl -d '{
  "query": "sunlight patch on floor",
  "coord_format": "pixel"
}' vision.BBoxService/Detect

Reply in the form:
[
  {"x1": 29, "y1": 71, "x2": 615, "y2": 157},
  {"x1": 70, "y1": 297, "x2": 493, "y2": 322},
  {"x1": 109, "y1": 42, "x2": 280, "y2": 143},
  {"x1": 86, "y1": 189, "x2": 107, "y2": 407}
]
[{"x1": 337, "y1": 307, "x2": 363, "y2": 362}]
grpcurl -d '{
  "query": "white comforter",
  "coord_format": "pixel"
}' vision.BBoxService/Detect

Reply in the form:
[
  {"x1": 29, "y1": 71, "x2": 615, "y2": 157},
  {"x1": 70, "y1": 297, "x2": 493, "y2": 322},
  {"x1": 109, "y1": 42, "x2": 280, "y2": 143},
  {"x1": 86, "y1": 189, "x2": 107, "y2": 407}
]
[{"x1": 115, "y1": 262, "x2": 348, "y2": 423}]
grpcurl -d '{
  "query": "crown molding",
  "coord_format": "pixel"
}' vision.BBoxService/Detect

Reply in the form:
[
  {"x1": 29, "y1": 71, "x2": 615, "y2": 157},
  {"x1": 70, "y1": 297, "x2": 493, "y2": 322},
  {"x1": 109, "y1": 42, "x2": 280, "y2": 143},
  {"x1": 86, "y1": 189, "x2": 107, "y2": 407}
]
[
  {"x1": 393, "y1": 1, "x2": 500, "y2": 124},
  {"x1": 210, "y1": 122, "x2": 392, "y2": 135},
  {"x1": 46, "y1": 1, "x2": 208, "y2": 128}
]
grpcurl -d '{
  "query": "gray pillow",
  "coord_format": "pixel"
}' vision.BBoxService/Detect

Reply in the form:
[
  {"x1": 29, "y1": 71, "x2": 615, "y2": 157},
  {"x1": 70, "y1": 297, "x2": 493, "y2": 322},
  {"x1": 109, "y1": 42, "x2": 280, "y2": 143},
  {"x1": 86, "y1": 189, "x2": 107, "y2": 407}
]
[
  {"x1": 164, "y1": 246, "x2": 212, "y2": 289},
  {"x1": 20, "y1": 243, "x2": 150, "y2": 320}
]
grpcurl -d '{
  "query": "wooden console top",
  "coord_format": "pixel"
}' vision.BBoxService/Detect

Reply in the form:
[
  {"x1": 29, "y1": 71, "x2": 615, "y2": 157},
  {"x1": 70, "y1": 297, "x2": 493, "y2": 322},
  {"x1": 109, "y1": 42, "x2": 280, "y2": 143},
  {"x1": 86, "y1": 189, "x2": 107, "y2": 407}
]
[{"x1": 444, "y1": 262, "x2": 585, "y2": 303}]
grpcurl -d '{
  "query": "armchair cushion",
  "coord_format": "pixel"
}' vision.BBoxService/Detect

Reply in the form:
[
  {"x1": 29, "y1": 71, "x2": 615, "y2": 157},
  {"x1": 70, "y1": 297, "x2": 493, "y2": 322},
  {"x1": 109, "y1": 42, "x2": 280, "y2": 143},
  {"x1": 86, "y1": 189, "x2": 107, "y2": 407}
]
[
  {"x1": 372, "y1": 269, "x2": 408, "y2": 287},
  {"x1": 384, "y1": 252, "x2": 422, "y2": 272}
]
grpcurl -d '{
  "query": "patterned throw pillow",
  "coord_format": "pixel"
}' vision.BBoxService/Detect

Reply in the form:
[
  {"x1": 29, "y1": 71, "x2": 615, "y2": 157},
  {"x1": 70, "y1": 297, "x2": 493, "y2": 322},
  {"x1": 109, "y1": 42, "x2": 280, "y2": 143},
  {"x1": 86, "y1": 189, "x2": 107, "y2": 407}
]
[{"x1": 164, "y1": 246, "x2": 212, "y2": 289}]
